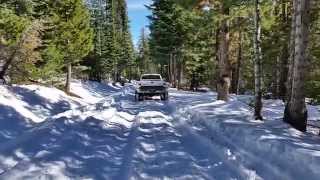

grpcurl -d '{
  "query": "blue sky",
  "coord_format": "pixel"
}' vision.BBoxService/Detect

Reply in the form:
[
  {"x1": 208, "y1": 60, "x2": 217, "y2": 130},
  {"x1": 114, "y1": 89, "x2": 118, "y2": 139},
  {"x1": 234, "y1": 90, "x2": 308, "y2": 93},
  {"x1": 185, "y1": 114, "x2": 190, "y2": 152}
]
[{"x1": 127, "y1": 0, "x2": 152, "y2": 47}]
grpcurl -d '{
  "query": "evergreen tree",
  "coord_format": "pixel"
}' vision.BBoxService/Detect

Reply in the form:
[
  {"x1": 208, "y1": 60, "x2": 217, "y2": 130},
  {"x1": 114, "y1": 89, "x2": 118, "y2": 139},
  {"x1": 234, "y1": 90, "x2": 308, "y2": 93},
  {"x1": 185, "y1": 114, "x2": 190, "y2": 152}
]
[
  {"x1": 253, "y1": 0, "x2": 263, "y2": 120},
  {"x1": 284, "y1": 0, "x2": 311, "y2": 132},
  {"x1": 137, "y1": 28, "x2": 151, "y2": 75},
  {"x1": 85, "y1": 0, "x2": 134, "y2": 82},
  {"x1": 50, "y1": 0, "x2": 94, "y2": 92},
  {"x1": 148, "y1": 0, "x2": 185, "y2": 87}
]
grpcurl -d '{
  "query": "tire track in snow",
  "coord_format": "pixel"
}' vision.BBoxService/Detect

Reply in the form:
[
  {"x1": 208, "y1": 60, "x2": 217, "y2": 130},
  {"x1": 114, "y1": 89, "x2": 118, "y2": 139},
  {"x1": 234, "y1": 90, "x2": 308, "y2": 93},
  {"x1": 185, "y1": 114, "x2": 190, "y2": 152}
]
[
  {"x1": 116, "y1": 114, "x2": 141, "y2": 180},
  {"x1": 0, "y1": 95, "x2": 114, "y2": 154},
  {"x1": 119, "y1": 113, "x2": 212, "y2": 180},
  {"x1": 173, "y1": 115, "x2": 256, "y2": 180},
  {"x1": 0, "y1": 92, "x2": 122, "y2": 178},
  {"x1": 116, "y1": 89, "x2": 245, "y2": 179},
  {"x1": 0, "y1": 109, "x2": 130, "y2": 179},
  {"x1": 177, "y1": 107, "x2": 294, "y2": 180},
  {"x1": 157, "y1": 94, "x2": 252, "y2": 179}
]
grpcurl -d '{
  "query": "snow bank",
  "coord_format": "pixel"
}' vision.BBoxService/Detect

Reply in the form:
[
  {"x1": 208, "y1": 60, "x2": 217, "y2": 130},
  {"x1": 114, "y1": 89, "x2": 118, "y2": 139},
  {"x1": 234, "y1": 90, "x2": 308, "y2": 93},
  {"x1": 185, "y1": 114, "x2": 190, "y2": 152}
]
[
  {"x1": 0, "y1": 80, "x2": 122, "y2": 146},
  {"x1": 0, "y1": 80, "x2": 123, "y2": 123},
  {"x1": 70, "y1": 80, "x2": 122, "y2": 104},
  {"x1": 0, "y1": 84, "x2": 84, "y2": 124},
  {"x1": 0, "y1": 80, "x2": 126, "y2": 178},
  {"x1": 178, "y1": 98, "x2": 320, "y2": 180}
]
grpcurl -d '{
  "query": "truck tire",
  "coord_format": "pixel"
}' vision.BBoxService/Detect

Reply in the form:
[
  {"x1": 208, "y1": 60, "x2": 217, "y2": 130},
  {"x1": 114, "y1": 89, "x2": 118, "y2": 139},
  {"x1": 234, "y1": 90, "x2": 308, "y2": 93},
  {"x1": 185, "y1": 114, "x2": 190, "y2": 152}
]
[
  {"x1": 161, "y1": 92, "x2": 168, "y2": 101},
  {"x1": 135, "y1": 92, "x2": 143, "y2": 101},
  {"x1": 138, "y1": 94, "x2": 144, "y2": 101}
]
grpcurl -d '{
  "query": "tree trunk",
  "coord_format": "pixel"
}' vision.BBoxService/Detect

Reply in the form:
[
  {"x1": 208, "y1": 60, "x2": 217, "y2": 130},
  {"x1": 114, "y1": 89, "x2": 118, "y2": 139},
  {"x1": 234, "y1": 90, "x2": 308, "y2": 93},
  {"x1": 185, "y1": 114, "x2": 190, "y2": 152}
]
[
  {"x1": 0, "y1": 49, "x2": 17, "y2": 80},
  {"x1": 177, "y1": 56, "x2": 182, "y2": 90},
  {"x1": 190, "y1": 73, "x2": 196, "y2": 91},
  {"x1": 235, "y1": 17, "x2": 243, "y2": 95},
  {"x1": 286, "y1": 0, "x2": 297, "y2": 100},
  {"x1": 279, "y1": 46, "x2": 289, "y2": 100},
  {"x1": 274, "y1": 55, "x2": 281, "y2": 98},
  {"x1": 113, "y1": 60, "x2": 118, "y2": 83},
  {"x1": 278, "y1": 0, "x2": 289, "y2": 100},
  {"x1": 173, "y1": 53, "x2": 177, "y2": 88},
  {"x1": 217, "y1": 5, "x2": 231, "y2": 101},
  {"x1": 169, "y1": 53, "x2": 171, "y2": 84},
  {"x1": 254, "y1": 0, "x2": 263, "y2": 120},
  {"x1": 284, "y1": 0, "x2": 310, "y2": 132},
  {"x1": 65, "y1": 63, "x2": 72, "y2": 93}
]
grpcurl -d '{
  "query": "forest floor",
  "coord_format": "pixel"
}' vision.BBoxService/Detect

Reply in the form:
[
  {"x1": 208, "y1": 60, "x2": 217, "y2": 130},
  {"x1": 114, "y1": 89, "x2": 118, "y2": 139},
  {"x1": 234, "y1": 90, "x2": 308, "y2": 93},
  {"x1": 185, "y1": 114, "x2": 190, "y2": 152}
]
[{"x1": 0, "y1": 80, "x2": 320, "y2": 180}]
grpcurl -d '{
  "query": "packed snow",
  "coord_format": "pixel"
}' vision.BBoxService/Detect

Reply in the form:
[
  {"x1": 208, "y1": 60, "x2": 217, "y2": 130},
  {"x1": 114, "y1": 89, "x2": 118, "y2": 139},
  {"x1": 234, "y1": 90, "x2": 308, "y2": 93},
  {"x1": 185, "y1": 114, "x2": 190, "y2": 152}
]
[{"x1": 0, "y1": 80, "x2": 320, "y2": 179}]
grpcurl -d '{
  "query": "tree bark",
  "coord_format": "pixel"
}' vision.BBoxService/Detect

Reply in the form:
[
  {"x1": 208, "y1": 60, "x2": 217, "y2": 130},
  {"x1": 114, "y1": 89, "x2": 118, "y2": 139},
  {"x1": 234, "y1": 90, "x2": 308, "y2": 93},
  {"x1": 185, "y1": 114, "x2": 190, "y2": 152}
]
[
  {"x1": 169, "y1": 53, "x2": 173, "y2": 85},
  {"x1": 0, "y1": 48, "x2": 17, "y2": 80},
  {"x1": 217, "y1": 4, "x2": 231, "y2": 101},
  {"x1": 173, "y1": 53, "x2": 177, "y2": 88},
  {"x1": 279, "y1": 46, "x2": 289, "y2": 100},
  {"x1": 235, "y1": 17, "x2": 243, "y2": 95},
  {"x1": 284, "y1": 0, "x2": 310, "y2": 132},
  {"x1": 65, "y1": 63, "x2": 72, "y2": 93},
  {"x1": 275, "y1": 55, "x2": 281, "y2": 98},
  {"x1": 286, "y1": 0, "x2": 297, "y2": 100},
  {"x1": 278, "y1": 0, "x2": 289, "y2": 100},
  {"x1": 177, "y1": 55, "x2": 182, "y2": 90},
  {"x1": 254, "y1": 0, "x2": 263, "y2": 120}
]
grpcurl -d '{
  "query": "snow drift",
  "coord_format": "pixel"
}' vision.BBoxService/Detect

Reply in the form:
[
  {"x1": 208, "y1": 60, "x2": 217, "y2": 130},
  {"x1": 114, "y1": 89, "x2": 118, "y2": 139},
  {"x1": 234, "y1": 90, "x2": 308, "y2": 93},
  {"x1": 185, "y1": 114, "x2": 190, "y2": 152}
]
[{"x1": 0, "y1": 81, "x2": 320, "y2": 179}]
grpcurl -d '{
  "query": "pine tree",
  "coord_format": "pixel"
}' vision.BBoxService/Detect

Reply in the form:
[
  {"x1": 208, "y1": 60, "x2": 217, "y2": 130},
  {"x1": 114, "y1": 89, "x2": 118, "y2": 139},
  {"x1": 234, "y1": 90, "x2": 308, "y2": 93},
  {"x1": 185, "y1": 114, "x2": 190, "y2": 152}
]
[
  {"x1": 148, "y1": 0, "x2": 184, "y2": 86},
  {"x1": 0, "y1": 4, "x2": 34, "y2": 82},
  {"x1": 50, "y1": 0, "x2": 94, "y2": 92},
  {"x1": 253, "y1": 0, "x2": 263, "y2": 120},
  {"x1": 85, "y1": 0, "x2": 134, "y2": 82},
  {"x1": 137, "y1": 28, "x2": 151, "y2": 75},
  {"x1": 284, "y1": 0, "x2": 311, "y2": 132}
]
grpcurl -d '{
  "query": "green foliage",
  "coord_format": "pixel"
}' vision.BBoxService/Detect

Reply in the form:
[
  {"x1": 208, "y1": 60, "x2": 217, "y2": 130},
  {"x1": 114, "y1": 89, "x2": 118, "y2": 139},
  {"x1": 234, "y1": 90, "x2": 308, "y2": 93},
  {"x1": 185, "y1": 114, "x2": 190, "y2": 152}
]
[
  {"x1": 148, "y1": 0, "x2": 216, "y2": 86},
  {"x1": 0, "y1": 0, "x2": 94, "y2": 84},
  {"x1": 137, "y1": 28, "x2": 152, "y2": 75},
  {"x1": 51, "y1": 0, "x2": 93, "y2": 63},
  {"x1": 32, "y1": 44, "x2": 64, "y2": 80},
  {"x1": 0, "y1": 0, "x2": 319, "y2": 103},
  {"x1": 85, "y1": 0, "x2": 134, "y2": 82},
  {"x1": 0, "y1": 8, "x2": 29, "y2": 45}
]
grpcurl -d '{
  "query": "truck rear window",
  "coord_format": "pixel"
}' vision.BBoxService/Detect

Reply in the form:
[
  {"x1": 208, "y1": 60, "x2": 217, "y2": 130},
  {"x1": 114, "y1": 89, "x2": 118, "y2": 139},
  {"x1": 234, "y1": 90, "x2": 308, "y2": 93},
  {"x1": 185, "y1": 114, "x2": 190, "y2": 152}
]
[{"x1": 141, "y1": 75, "x2": 161, "y2": 80}]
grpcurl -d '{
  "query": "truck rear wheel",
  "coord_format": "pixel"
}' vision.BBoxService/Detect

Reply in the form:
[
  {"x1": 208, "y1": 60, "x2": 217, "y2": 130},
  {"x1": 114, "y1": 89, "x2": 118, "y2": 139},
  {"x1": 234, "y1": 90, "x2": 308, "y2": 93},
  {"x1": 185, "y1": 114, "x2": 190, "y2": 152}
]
[
  {"x1": 138, "y1": 94, "x2": 144, "y2": 101},
  {"x1": 161, "y1": 92, "x2": 168, "y2": 101},
  {"x1": 135, "y1": 92, "x2": 143, "y2": 101}
]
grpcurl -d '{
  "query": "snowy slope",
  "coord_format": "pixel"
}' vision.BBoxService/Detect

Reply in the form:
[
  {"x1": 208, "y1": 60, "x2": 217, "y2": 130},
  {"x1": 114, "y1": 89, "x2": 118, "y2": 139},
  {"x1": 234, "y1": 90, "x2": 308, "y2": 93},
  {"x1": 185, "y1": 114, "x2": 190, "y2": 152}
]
[
  {"x1": 0, "y1": 81, "x2": 320, "y2": 179},
  {"x1": 177, "y1": 97, "x2": 320, "y2": 180}
]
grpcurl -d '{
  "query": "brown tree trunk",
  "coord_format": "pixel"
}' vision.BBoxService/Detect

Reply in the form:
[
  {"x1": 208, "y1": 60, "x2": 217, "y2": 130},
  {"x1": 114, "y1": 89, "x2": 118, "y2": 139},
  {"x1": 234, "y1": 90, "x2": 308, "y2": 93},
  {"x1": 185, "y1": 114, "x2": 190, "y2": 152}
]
[
  {"x1": 177, "y1": 56, "x2": 182, "y2": 90},
  {"x1": 279, "y1": 46, "x2": 289, "y2": 100},
  {"x1": 278, "y1": 0, "x2": 289, "y2": 100},
  {"x1": 274, "y1": 55, "x2": 281, "y2": 98},
  {"x1": 254, "y1": 0, "x2": 263, "y2": 120},
  {"x1": 235, "y1": 17, "x2": 243, "y2": 95},
  {"x1": 284, "y1": 0, "x2": 310, "y2": 132},
  {"x1": 286, "y1": 0, "x2": 297, "y2": 100},
  {"x1": 0, "y1": 49, "x2": 17, "y2": 80},
  {"x1": 217, "y1": 5, "x2": 231, "y2": 101},
  {"x1": 173, "y1": 53, "x2": 177, "y2": 88},
  {"x1": 65, "y1": 63, "x2": 72, "y2": 93},
  {"x1": 169, "y1": 53, "x2": 173, "y2": 85}
]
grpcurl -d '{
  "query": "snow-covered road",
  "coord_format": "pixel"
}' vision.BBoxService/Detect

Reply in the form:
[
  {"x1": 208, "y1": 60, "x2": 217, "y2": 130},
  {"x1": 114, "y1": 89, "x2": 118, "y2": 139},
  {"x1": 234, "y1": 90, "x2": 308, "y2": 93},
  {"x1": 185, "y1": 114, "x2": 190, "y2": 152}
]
[{"x1": 1, "y1": 82, "x2": 320, "y2": 180}]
